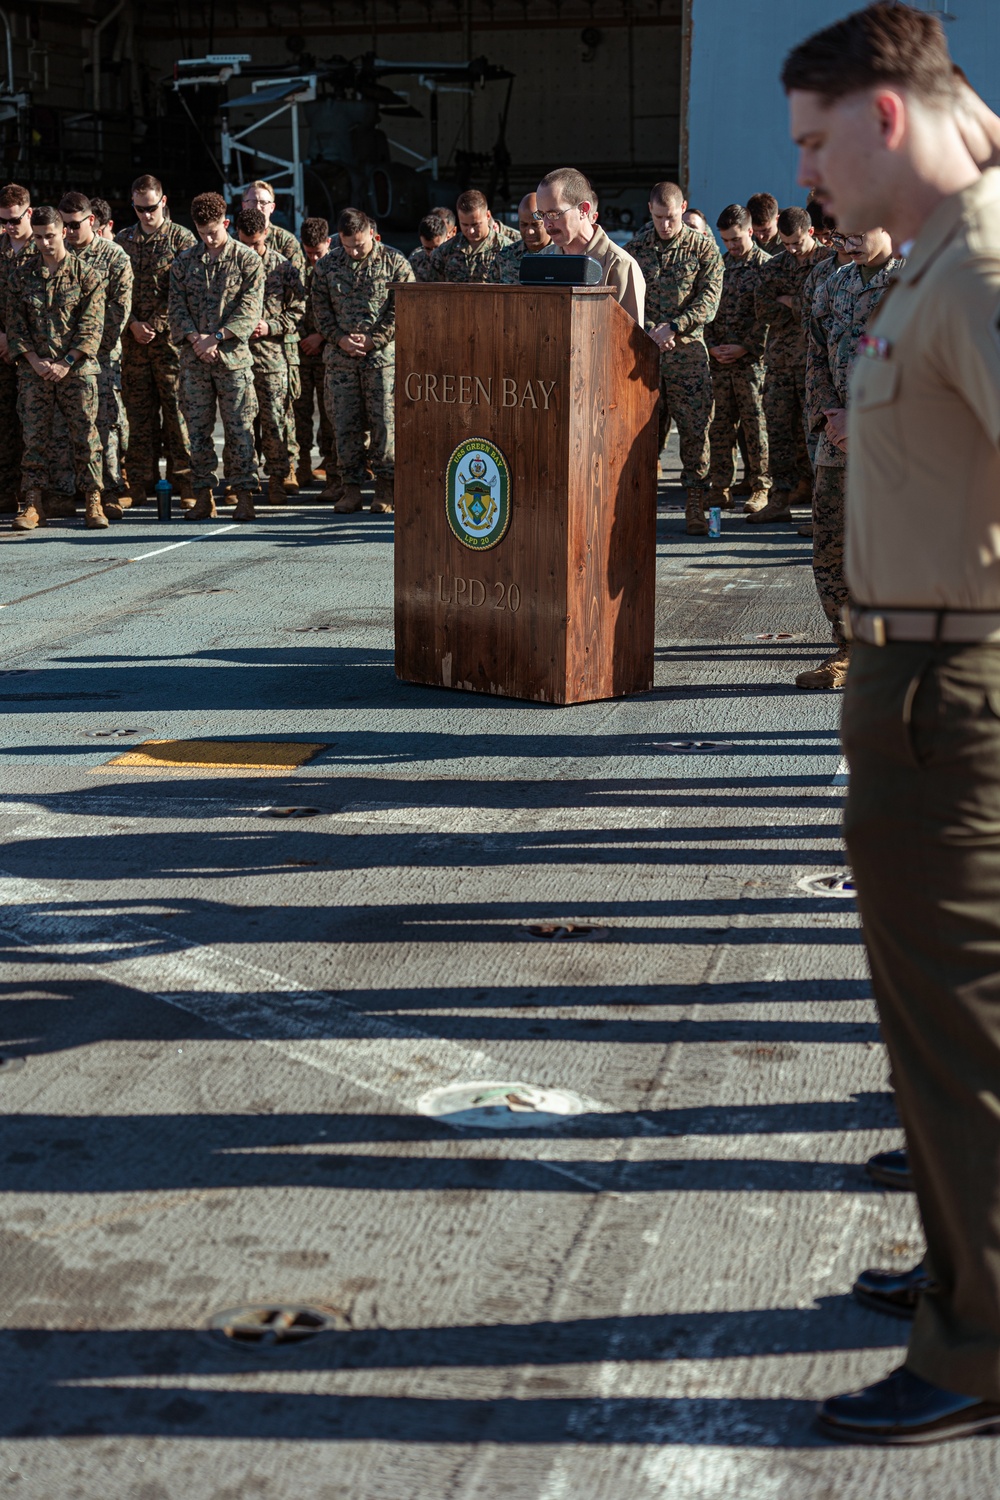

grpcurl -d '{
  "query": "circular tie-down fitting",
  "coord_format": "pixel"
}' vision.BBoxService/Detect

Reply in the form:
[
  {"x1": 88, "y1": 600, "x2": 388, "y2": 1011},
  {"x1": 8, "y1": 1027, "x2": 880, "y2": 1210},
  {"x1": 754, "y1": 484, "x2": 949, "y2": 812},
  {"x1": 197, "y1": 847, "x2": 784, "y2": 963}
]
[
  {"x1": 0, "y1": 1055, "x2": 26, "y2": 1075},
  {"x1": 797, "y1": 871, "x2": 857, "y2": 898},
  {"x1": 259, "y1": 806, "x2": 324, "y2": 819},
  {"x1": 208, "y1": 1304, "x2": 348, "y2": 1352},
  {"x1": 518, "y1": 923, "x2": 609, "y2": 943},
  {"x1": 418, "y1": 1080, "x2": 591, "y2": 1130}
]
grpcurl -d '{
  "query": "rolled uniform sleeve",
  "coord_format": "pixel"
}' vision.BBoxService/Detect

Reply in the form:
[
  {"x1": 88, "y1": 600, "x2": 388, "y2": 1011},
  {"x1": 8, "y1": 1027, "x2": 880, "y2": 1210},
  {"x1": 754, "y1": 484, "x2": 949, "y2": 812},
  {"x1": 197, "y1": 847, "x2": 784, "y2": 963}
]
[
  {"x1": 4, "y1": 287, "x2": 29, "y2": 361},
  {"x1": 268, "y1": 261, "x2": 306, "y2": 336},
  {"x1": 71, "y1": 268, "x2": 106, "y2": 359},
  {"x1": 168, "y1": 255, "x2": 198, "y2": 346},
  {"x1": 806, "y1": 277, "x2": 841, "y2": 432},
  {"x1": 672, "y1": 239, "x2": 723, "y2": 338},
  {"x1": 103, "y1": 250, "x2": 134, "y2": 358},
  {"x1": 310, "y1": 261, "x2": 337, "y2": 345},
  {"x1": 223, "y1": 253, "x2": 265, "y2": 345},
  {"x1": 369, "y1": 252, "x2": 416, "y2": 351}
]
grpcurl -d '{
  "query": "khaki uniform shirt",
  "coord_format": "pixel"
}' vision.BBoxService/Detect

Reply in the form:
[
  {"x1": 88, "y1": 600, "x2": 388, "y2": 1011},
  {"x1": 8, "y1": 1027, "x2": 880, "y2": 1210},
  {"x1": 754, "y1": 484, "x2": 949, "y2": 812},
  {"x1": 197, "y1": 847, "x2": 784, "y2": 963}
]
[
  {"x1": 543, "y1": 225, "x2": 646, "y2": 325},
  {"x1": 847, "y1": 170, "x2": 1000, "y2": 610}
]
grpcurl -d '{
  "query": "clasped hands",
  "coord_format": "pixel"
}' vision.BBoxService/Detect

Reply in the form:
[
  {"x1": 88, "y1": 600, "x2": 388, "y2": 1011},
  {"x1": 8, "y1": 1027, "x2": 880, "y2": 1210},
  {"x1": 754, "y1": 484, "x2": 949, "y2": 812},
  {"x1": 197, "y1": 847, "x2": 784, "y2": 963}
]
[
  {"x1": 27, "y1": 351, "x2": 70, "y2": 382},
  {"x1": 337, "y1": 332, "x2": 375, "y2": 358}
]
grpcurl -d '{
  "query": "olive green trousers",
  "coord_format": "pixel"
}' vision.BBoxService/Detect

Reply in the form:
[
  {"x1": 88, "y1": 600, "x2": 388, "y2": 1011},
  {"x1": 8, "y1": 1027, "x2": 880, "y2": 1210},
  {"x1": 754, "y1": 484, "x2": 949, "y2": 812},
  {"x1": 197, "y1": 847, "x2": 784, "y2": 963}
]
[{"x1": 843, "y1": 640, "x2": 1000, "y2": 1398}]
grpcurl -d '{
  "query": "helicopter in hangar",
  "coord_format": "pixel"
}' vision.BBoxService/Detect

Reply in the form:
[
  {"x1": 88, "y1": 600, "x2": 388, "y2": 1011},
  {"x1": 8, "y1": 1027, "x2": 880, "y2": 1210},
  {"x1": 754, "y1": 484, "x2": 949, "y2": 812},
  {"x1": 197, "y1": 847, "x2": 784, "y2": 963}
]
[{"x1": 171, "y1": 48, "x2": 515, "y2": 233}]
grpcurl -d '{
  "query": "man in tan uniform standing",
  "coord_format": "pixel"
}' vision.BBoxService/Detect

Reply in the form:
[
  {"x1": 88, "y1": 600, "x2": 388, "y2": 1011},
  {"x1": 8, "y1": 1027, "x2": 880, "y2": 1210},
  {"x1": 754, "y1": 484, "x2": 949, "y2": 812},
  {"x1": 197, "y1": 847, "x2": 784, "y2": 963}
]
[
  {"x1": 534, "y1": 168, "x2": 645, "y2": 325},
  {"x1": 785, "y1": 2, "x2": 1000, "y2": 1444}
]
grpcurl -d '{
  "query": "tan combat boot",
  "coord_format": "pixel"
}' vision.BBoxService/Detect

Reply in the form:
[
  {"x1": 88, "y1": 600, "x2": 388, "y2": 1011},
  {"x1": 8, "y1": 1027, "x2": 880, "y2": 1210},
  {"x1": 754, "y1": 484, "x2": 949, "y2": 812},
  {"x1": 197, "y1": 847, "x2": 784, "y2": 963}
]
[
  {"x1": 267, "y1": 475, "x2": 286, "y2": 505},
  {"x1": 219, "y1": 486, "x2": 237, "y2": 507},
  {"x1": 283, "y1": 473, "x2": 300, "y2": 496},
  {"x1": 84, "y1": 491, "x2": 109, "y2": 529},
  {"x1": 333, "y1": 483, "x2": 364, "y2": 514},
  {"x1": 790, "y1": 477, "x2": 814, "y2": 507},
  {"x1": 370, "y1": 475, "x2": 394, "y2": 514},
  {"x1": 746, "y1": 490, "x2": 792, "y2": 524},
  {"x1": 233, "y1": 489, "x2": 257, "y2": 523},
  {"x1": 796, "y1": 647, "x2": 850, "y2": 691},
  {"x1": 685, "y1": 489, "x2": 709, "y2": 536},
  {"x1": 11, "y1": 488, "x2": 46, "y2": 531},
  {"x1": 744, "y1": 487, "x2": 771, "y2": 515},
  {"x1": 706, "y1": 485, "x2": 732, "y2": 511},
  {"x1": 176, "y1": 474, "x2": 197, "y2": 505},
  {"x1": 186, "y1": 490, "x2": 217, "y2": 521},
  {"x1": 103, "y1": 498, "x2": 125, "y2": 521}
]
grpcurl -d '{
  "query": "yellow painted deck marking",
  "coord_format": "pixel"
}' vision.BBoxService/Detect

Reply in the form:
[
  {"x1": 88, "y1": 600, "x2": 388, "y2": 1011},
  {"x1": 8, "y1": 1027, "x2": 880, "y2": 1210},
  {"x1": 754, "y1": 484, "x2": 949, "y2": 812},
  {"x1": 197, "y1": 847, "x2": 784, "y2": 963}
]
[{"x1": 103, "y1": 740, "x2": 328, "y2": 770}]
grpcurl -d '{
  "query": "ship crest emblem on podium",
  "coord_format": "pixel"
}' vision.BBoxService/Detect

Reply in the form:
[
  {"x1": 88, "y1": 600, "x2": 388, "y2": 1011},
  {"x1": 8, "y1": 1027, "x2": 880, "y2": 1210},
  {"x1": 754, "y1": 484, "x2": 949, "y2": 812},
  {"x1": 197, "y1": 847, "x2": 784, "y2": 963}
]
[{"x1": 446, "y1": 438, "x2": 512, "y2": 550}]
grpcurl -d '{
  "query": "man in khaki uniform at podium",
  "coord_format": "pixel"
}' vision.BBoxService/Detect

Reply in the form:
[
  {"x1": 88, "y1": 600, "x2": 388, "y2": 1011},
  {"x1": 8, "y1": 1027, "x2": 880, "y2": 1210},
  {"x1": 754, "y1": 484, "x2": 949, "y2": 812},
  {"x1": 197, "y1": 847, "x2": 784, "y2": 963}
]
[
  {"x1": 534, "y1": 168, "x2": 645, "y2": 326},
  {"x1": 784, "y1": 1, "x2": 1000, "y2": 1445}
]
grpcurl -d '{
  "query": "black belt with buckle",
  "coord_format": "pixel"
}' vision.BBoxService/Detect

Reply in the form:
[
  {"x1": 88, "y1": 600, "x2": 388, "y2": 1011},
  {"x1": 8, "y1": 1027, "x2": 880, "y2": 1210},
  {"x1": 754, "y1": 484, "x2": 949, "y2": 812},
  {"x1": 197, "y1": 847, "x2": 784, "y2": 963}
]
[{"x1": 844, "y1": 606, "x2": 1000, "y2": 646}]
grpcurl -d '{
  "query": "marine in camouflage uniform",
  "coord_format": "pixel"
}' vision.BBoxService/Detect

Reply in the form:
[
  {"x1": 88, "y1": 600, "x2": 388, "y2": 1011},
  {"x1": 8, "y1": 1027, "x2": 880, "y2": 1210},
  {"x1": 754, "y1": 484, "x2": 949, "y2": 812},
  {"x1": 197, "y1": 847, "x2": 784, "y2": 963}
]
[
  {"x1": 0, "y1": 234, "x2": 36, "y2": 506},
  {"x1": 705, "y1": 242, "x2": 771, "y2": 499},
  {"x1": 311, "y1": 237, "x2": 415, "y2": 510},
  {"x1": 755, "y1": 243, "x2": 831, "y2": 497},
  {"x1": 50, "y1": 234, "x2": 134, "y2": 504},
  {"x1": 117, "y1": 217, "x2": 196, "y2": 496},
  {"x1": 168, "y1": 236, "x2": 264, "y2": 517},
  {"x1": 264, "y1": 221, "x2": 305, "y2": 475},
  {"x1": 295, "y1": 256, "x2": 339, "y2": 490},
  {"x1": 803, "y1": 250, "x2": 902, "y2": 658},
  {"x1": 800, "y1": 250, "x2": 850, "y2": 468},
  {"x1": 6, "y1": 248, "x2": 105, "y2": 524},
  {"x1": 627, "y1": 220, "x2": 724, "y2": 490},
  {"x1": 248, "y1": 246, "x2": 306, "y2": 495},
  {"x1": 425, "y1": 219, "x2": 519, "y2": 283},
  {"x1": 409, "y1": 245, "x2": 434, "y2": 282}
]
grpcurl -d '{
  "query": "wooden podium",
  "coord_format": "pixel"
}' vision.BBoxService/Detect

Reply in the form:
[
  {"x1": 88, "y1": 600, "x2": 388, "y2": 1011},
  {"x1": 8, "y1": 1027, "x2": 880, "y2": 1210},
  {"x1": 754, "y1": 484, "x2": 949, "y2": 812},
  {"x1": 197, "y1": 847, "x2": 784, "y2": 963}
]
[{"x1": 393, "y1": 284, "x2": 659, "y2": 704}]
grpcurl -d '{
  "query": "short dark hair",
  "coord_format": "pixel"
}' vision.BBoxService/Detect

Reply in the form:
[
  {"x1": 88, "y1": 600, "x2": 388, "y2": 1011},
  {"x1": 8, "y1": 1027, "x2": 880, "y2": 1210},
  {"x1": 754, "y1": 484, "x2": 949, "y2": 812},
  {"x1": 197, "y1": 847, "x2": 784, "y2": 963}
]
[
  {"x1": 191, "y1": 191, "x2": 227, "y2": 225},
  {"x1": 0, "y1": 182, "x2": 29, "y2": 209},
  {"x1": 418, "y1": 212, "x2": 447, "y2": 241},
  {"x1": 31, "y1": 206, "x2": 63, "y2": 228},
  {"x1": 781, "y1": 2, "x2": 955, "y2": 105},
  {"x1": 537, "y1": 169, "x2": 593, "y2": 208},
  {"x1": 650, "y1": 180, "x2": 684, "y2": 208},
  {"x1": 90, "y1": 197, "x2": 112, "y2": 226},
  {"x1": 806, "y1": 196, "x2": 826, "y2": 232},
  {"x1": 777, "y1": 205, "x2": 812, "y2": 237},
  {"x1": 58, "y1": 191, "x2": 92, "y2": 217},
  {"x1": 431, "y1": 205, "x2": 456, "y2": 228},
  {"x1": 747, "y1": 192, "x2": 778, "y2": 226},
  {"x1": 717, "y1": 203, "x2": 751, "y2": 231},
  {"x1": 235, "y1": 206, "x2": 267, "y2": 237},
  {"x1": 338, "y1": 207, "x2": 370, "y2": 236},
  {"x1": 456, "y1": 189, "x2": 488, "y2": 217},
  {"x1": 132, "y1": 174, "x2": 163, "y2": 197},
  {"x1": 301, "y1": 216, "x2": 329, "y2": 246}
]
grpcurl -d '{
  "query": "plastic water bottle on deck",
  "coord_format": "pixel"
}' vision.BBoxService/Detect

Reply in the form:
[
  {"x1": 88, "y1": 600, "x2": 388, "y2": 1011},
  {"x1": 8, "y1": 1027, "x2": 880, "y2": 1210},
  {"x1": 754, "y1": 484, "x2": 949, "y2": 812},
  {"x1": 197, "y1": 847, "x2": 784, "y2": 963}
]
[{"x1": 155, "y1": 477, "x2": 172, "y2": 522}]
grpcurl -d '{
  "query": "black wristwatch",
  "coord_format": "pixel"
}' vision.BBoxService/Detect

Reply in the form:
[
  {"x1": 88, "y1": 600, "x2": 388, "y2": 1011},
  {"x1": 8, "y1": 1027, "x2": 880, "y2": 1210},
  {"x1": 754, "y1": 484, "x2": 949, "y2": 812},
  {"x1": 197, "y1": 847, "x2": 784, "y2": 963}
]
[
  {"x1": 669, "y1": 321, "x2": 680, "y2": 334},
  {"x1": 63, "y1": 350, "x2": 79, "y2": 367}
]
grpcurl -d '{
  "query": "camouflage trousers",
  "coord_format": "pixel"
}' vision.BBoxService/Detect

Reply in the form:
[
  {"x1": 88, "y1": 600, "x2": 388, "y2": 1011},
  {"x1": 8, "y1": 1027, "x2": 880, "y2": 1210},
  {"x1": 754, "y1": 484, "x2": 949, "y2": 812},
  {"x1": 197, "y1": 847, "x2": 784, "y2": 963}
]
[
  {"x1": 178, "y1": 360, "x2": 258, "y2": 491},
  {"x1": 49, "y1": 362, "x2": 129, "y2": 497},
  {"x1": 286, "y1": 363, "x2": 300, "y2": 470},
  {"x1": 658, "y1": 342, "x2": 714, "y2": 489},
  {"x1": 324, "y1": 358, "x2": 394, "y2": 483},
  {"x1": 294, "y1": 354, "x2": 337, "y2": 473},
  {"x1": 122, "y1": 334, "x2": 191, "y2": 493},
  {"x1": 708, "y1": 361, "x2": 770, "y2": 490},
  {"x1": 252, "y1": 366, "x2": 291, "y2": 479},
  {"x1": 0, "y1": 357, "x2": 23, "y2": 497},
  {"x1": 16, "y1": 364, "x2": 102, "y2": 493},
  {"x1": 763, "y1": 364, "x2": 811, "y2": 491},
  {"x1": 813, "y1": 464, "x2": 848, "y2": 646}
]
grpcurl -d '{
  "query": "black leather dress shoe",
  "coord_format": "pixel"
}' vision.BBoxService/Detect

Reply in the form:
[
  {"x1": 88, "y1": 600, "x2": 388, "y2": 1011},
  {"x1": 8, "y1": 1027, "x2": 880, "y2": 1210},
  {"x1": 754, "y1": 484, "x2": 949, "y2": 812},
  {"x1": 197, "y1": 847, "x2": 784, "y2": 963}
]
[
  {"x1": 852, "y1": 1262, "x2": 933, "y2": 1319},
  {"x1": 818, "y1": 1366, "x2": 1000, "y2": 1444},
  {"x1": 866, "y1": 1147, "x2": 913, "y2": 1190}
]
